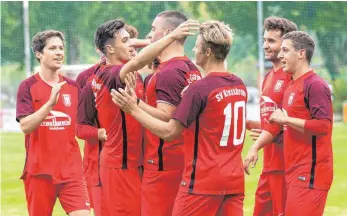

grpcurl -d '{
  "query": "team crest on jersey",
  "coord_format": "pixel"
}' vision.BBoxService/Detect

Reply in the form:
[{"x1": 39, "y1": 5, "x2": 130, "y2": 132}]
[
  {"x1": 288, "y1": 93, "x2": 295, "y2": 106},
  {"x1": 274, "y1": 80, "x2": 284, "y2": 92},
  {"x1": 62, "y1": 94, "x2": 72, "y2": 107}
]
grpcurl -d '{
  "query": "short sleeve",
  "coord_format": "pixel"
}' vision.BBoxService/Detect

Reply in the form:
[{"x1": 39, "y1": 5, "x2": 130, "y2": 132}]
[
  {"x1": 76, "y1": 72, "x2": 87, "y2": 89},
  {"x1": 77, "y1": 83, "x2": 97, "y2": 126},
  {"x1": 172, "y1": 84, "x2": 206, "y2": 128},
  {"x1": 305, "y1": 81, "x2": 332, "y2": 121},
  {"x1": 107, "y1": 65, "x2": 125, "y2": 91},
  {"x1": 16, "y1": 80, "x2": 34, "y2": 122},
  {"x1": 156, "y1": 69, "x2": 186, "y2": 106}
]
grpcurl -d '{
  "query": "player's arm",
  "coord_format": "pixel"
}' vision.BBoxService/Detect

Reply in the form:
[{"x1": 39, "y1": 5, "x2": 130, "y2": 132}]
[
  {"x1": 76, "y1": 84, "x2": 107, "y2": 141},
  {"x1": 119, "y1": 20, "x2": 199, "y2": 82},
  {"x1": 114, "y1": 87, "x2": 183, "y2": 141},
  {"x1": 269, "y1": 81, "x2": 332, "y2": 136},
  {"x1": 18, "y1": 81, "x2": 66, "y2": 134},
  {"x1": 246, "y1": 120, "x2": 261, "y2": 130},
  {"x1": 132, "y1": 38, "x2": 151, "y2": 48},
  {"x1": 138, "y1": 100, "x2": 175, "y2": 122}
]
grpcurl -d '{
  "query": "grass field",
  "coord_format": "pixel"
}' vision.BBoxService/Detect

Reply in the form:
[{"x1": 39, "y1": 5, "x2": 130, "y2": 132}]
[{"x1": 1, "y1": 123, "x2": 347, "y2": 215}]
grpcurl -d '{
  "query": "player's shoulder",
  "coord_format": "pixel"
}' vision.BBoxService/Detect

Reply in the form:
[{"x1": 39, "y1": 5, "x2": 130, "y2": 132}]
[
  {"x1": 159, "y1": 56, "x2": 195, "y2": 73},
  {"x1": 61, "y1": 75, "x2": 79, "y2": 89},
  {"x1": 303, "y1": 71, "x2": 329, "y2": 88},
  {"x1": 18, "y1": 74, "x2": 39, "y2": 91}
]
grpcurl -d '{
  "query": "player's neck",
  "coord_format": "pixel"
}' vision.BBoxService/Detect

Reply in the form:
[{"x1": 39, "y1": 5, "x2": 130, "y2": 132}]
[
  {"x1": 272, "y1": 60, "x2": 282, "y2": 71},
  {"x1": 159, "y1": 43, "x2": 184, "y2": 62},
  {"x1": 106, "y1": 56, "x2": 123, "y2": 66},
  {"x1": 204, "y1": 60, "x2": 227, "y2": 75},
  {"x1": 39, "y1": 65, "x2": 60, "y2": 84},
  {"x1": 292, "y1": 63, "x2": 312, "y2": 81}
]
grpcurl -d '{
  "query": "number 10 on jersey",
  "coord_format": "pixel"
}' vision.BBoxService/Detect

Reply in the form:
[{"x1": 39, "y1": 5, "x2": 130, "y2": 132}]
[{"x1": 220, "y1": 101, "x2": 246, "y2": 147}]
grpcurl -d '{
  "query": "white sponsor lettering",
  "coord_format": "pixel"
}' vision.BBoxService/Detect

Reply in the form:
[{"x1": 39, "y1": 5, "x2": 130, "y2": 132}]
[{"x1": 40, "y1": 110, "x2": 71, "y2": 130}]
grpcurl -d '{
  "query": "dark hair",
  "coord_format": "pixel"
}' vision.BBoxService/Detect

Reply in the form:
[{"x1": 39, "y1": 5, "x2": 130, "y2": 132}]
[
  {"x1": 264, "y1": 16, "x2": 298, "y2": 36},
  {"x1": 31, "y1": 29, "x2": 65, "y2": 62},
  {"x1": 94, "y1": 19, "x2": 125, "y2": 55},
  {"x1": 157, "y1": 10, "x2": 188, "y2": 43},
  {"x1": 125, "y1": 24, "x2": 139, "y2": 39},
  {"x1": 282, "y1": 31, "x2": 315, "y2": 64}
]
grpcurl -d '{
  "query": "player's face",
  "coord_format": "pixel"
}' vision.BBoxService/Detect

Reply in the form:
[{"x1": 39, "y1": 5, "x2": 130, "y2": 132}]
[
  {"x1": 193, "y1": 35, "x2": 207, "y2": 69},
  {"x1": 263, "y1": 30, "x2": 282, "y2": 62},
  {"x1": 36, "y1": 36, "x2": 64, "y2": 70},
  {"x1": 278, "y1": 39, "x2": 298, "y2": 73},
  {"x1": 113, "y1": 28, "x2": 135, "y2": 62},
  {"x1": 147, "y1": 17, "x2": 167, "y2": 43}
]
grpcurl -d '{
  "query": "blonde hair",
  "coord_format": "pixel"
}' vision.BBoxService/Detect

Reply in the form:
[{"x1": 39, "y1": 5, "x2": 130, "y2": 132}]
[{"x1": 199, "y1": 20, "x2": 233, "y2": 60}]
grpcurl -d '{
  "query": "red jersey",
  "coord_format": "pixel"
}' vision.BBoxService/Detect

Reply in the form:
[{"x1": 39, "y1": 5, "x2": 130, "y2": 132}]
[
  {"x1": 76, "y1": 64, "x2": 99, "y2": 168},
  {"x1": 173, "y1": 72, "x2": 247, "y2": 195},
  {"x1": 261, "y1": 68, "x2": 292, "y2": 172},
  {"x1": 144, "y1": 56, "x2": 202, "y2": 171},
  {"x1": 92, "y1": 64, "x2": 144, "y2": 169},
  {"x1": 282, "y1": 70, "x2": 333, "y2": 190},
  {"x1": 16, "y1": 73, "x2": 83, "y2": 183}
]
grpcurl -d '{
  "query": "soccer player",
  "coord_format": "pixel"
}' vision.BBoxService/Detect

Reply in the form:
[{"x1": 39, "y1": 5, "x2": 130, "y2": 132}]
[
  {"x1": 111, "y1": 20, "x2": 247, "y2": 216},
  {"x1": 137, "y1": 11, "x2": 202, "y2": 216},
  {"x1": 91, "y1": 18, "x2": 199, "y2": 215},
  {"x1": 246, "y1": 17, "x2": 297, "y2": 216},
  {"x1": 244, "y1": 31, "x2": 333, "y2": 216},
  {"x1": 16, "y1": 30, "x2": 90, "y2": 216},
  {"x1": 75, "y1": 23, "x2": 147, "y2": 216}
]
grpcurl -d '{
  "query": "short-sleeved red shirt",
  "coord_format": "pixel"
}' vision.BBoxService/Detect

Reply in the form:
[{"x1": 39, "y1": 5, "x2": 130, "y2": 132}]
[
  {"x1": 16, "y1": 73, "x2": 83, "y2": 183},
  {"x1": 261, "y1": 67, "x2": 292, "y2": 172},
  {"x1": 92, "y1": 64, "x2": 143, "y2": 169},
  {"x1": 282, "y1": 70, "x2": 333, "y2": 190},
  {"x1": 173, "y1": 72, "x2": 247, "y2": 195},
  {"x1": 144, "y1": 56, "x2": 202, "y2": 171}
]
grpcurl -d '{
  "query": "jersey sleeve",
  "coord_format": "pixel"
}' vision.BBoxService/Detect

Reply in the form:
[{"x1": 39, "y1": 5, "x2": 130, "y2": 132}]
[
  {"x1": 156, "y1": 68, "x2": 186, "y2": 106},
  {"x1": 16, "y1": 80, "x2": 34, "y2": 122},
  {"x1": 77, "y1": 83, "x2": 97, "y2": 126},
  {"x1": 107, "y1": 65, "x2": 125, "y2": 91},
  {"x1": 172, "y1": 84, "x2": 206, "y2": 128},
  {"x1": 75, "y1": 72, "x2": 86, "y2": 89},
  {"x1": 305, "y1": 80, "x2": 332, "y2": 121}
]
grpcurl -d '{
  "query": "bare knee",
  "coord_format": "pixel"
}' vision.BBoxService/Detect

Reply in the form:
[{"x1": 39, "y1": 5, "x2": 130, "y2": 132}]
[{"x1": 68, "y1": 209, "x2": 90, "y2": 216}]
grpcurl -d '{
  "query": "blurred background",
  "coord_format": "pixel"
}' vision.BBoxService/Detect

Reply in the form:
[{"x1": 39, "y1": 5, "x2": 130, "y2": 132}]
[{"x1": 1, "y1": 1, "x2": 347, "y2": 215}]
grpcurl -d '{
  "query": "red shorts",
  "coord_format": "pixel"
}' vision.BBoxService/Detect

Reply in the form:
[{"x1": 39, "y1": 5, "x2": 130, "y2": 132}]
[
  {"x1": 100, "y1": 166, "x2": 141, "y2": 216},
  {"x1": 285, "y1": 185, "x2": 328, "y2": 216},
  {"x1": 83, "y1": 162, "x2": 101, "y2": 216},
  {"x1": 253, "y1": 171, "x2": 286, "y2": 216},
  {"x1": 172, "y1": 190, "x2": 244, "y2": 216},
  {"x1": 141, "y1": 169, "x2": 182, "y2": 216},
  {"x1": 23, "y1": 173, "x2": 90, "y2": 216}
]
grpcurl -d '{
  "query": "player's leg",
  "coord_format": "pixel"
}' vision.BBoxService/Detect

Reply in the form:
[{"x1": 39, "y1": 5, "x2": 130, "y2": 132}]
[
  {"x1": 285, "y1": 185, "x2": 328, "y2": 216},
  {"x1": 172, "y1": 190, "x2": 223, "y2": 216},
  {"x1": 83, "y1": 164, "x2": 94, "y2": 209},
  {"x1": 23, "y1": 174, "x2": 57, "y2": 216},
  {"x1": 100, "y1": 166, "x2": 141, "y2": 216},
  {"x1": 216, "y1": 193, "x2": 244, "y2": 216},
  {"x1": 268, "y1": 171, "x2": 286, "y2": 216},
  {"x1": 91, "y1": 185, "x2": 102, "y2": 216},
  {"x1": 253, "y1": 172, "x2": 273, "y2": 216},
  {"x1": 57, "y1": 177, "x2": 90, "y2": 216},
  {"x1": 141, "y1": 169, "x2": 182, "y2": 216}
]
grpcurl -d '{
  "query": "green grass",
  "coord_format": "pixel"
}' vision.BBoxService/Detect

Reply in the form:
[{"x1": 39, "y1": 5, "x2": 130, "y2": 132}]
[{"x1": 2, "y1": 123, "x2": 347, "y2": 215}]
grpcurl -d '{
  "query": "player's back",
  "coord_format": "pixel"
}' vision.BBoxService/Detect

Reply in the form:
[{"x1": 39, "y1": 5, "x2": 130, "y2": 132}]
[
  {"x1": 176, "y1": 72, "x2": 247, "y2": 195},
  {"x1": 144, "y1": 56, "x2": 202, "y2": 171}
]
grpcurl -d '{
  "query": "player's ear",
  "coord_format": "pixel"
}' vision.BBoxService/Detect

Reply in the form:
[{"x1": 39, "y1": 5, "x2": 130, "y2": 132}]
[
  {"x1": 164, "y1": 28, "x2": 172, "y2": 37},
  {"x1": 105, "y1": 44, "x2": 115, "y2": 54},
  {"x1": 205, "y1": 47, "x2": 212, "y2": 57},
  {"x1": 35, "y1": 51, "x2": 42, "y2": 61},
  {"x1": 297, "y1": 49, "x2": 306, "y2": 60}
]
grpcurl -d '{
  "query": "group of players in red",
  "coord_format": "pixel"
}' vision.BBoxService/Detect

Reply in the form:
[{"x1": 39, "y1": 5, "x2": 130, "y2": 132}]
[{"x1": 16, "y1": 10, "x2": 333, "y2": 216}]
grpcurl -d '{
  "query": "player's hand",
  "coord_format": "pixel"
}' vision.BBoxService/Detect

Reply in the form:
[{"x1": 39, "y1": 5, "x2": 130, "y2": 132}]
[
  {"x1": 243, "y1": 145, "x2": 259, "y2": 175},
  {"x1": 110, "y1": 87, "x2": 137, "y2": 114},
  {"x1": 48, "y1": 81, "x2": 66, "y2": 107},
  {"x1": 249, "y1": 129, "x2": 263, "y2": 141},
  {"x1": 125, "y1": 72, "x2": 137, "y2": 96},
  {"x1": 98, "y1": 128, "x2": 107, "y2": 141},
  {"x1": 169, "y1": 19, "x2": 200, "y2": 40},
  {"x1": 269, "y1": 108, "x2": 287, "y2": 125}
]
